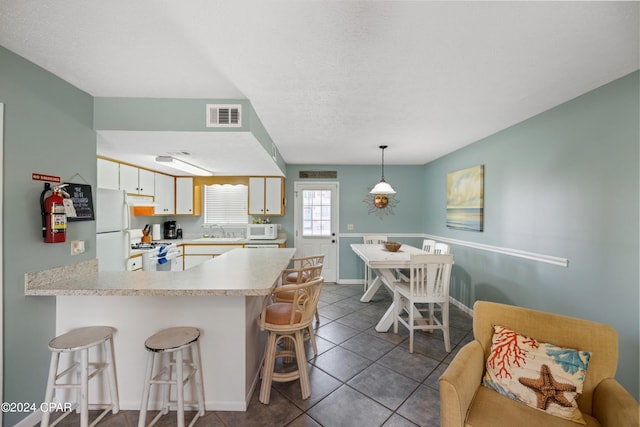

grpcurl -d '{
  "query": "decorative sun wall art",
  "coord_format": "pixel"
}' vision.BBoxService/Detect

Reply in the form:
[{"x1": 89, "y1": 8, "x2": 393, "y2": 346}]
[
  {"x1": 447, "y1": 165, "x2": 484, "y2": 231},
  {"x1": 363, "y1": 188, "x2": 399, "y2": 219}
]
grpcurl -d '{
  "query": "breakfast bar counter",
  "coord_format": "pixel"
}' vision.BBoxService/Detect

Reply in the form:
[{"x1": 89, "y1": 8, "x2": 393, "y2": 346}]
[
  {"x1": 25, "y1": 248, "x2": 295, "y2": 296},
  {"x1": 25, "y1": 248, "x2": 296, "y2": 412}
]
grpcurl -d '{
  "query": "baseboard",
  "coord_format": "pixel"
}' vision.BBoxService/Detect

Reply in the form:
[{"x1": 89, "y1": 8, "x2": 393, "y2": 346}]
[
  {"x1": 450, "y1": 297, "x2": 473, "y2": 317},
  {"x1": 337, "y1": 279, "x2": 363, "y2": 285}
]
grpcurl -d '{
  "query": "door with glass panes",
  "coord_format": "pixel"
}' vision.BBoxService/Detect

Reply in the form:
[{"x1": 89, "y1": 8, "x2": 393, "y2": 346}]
[{"x1": 294, "y1": 182, "x2": 338, "y2": 282}]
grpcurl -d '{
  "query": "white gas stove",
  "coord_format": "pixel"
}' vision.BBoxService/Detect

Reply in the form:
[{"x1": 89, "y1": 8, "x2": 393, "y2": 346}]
[
  {"x1": 137, "y1": 243, "x2": 180, "y2": 272},
  {"x1": 128, "y1": 230, "x2": 180, "y2": 271}
]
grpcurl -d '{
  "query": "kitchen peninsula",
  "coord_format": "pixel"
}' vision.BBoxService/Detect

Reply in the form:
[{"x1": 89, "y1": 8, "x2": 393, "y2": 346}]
[{"x1": 25, "y1": 248, "x2": 296, "y2": 411}]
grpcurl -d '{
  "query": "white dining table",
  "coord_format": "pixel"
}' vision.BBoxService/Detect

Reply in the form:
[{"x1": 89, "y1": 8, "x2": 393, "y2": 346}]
[{"x1": 351, "y1": 243, "x2": 426, "y2": 332}]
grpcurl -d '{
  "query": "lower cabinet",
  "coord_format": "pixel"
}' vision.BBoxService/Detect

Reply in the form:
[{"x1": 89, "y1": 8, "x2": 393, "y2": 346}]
[
  {"x1": 126, "y1": 254, "x2": 142, "y2": 272},
  {"x1": 183, "y1": 244, "x2": 243, "y2": 270}
]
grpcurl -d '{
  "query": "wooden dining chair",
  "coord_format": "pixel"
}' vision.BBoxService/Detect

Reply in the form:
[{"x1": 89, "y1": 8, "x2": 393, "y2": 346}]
[
  {"x1": 363, "y1": 235, "x2": 388, "y2": 291},
  {"x1": 258, "y1": 276, "x2": 324, "y2": 404},
  {"x1": 393, "y1": 253, "x2": 454, "y2": 353}
]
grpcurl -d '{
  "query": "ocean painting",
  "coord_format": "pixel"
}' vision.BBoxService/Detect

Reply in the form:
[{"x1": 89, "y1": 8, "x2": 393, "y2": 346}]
[{"x1": 447, "y1": 165, "x2": 484, "y2": 231}]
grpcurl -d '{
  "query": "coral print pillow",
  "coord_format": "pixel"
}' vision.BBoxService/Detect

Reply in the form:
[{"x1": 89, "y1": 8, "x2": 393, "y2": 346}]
[{"x1": 482, "y1": 325, "x2": 591, "y2": 424}]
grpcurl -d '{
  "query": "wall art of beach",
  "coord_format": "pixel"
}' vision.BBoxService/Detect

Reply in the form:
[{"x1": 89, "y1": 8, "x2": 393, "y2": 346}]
[{"x1": 447, "y1": 165, "x2": 484, "y2": 231}]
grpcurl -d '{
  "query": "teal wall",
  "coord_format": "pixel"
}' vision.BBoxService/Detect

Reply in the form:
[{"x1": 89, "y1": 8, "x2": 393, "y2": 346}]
[
  {"x1": 421, "y1": 71, "x2": 639, "y2": 397},
  {"x1": 1, "y1": 46, "x2": 97, "y2": 425}
]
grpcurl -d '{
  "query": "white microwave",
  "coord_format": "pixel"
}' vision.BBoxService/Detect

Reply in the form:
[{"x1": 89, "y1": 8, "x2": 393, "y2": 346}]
[{"x1": 247, "y1": 224, "x2": 277, "y2": 240}]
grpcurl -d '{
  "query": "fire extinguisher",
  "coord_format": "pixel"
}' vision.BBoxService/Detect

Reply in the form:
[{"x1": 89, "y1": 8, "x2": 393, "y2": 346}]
[{"x1": 40, "y1": 183, "x2": 70, "y2": 243}]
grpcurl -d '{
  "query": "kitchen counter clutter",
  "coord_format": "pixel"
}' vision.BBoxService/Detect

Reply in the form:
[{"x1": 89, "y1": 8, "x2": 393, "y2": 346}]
[
  {"x1": 25, "y1": 247, "x2": 298, "y2": 412},
  {"x1": 26, "y1": 247, "x2": 295, "y2": 296}
]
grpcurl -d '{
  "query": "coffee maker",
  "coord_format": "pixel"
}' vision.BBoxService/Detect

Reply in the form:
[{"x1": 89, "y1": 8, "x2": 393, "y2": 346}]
[{"x1": 163, "y1": 221, "x2": 177, "y2": 239}]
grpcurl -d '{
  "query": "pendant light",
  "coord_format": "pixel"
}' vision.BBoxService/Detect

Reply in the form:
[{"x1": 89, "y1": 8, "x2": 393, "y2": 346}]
[{"x1": 370, "y1": 145, "x2": 396, "y2": 195}]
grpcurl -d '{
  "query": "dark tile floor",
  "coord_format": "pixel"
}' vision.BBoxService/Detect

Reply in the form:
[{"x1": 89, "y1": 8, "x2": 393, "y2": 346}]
[{"x1": 42, "y1": 283, "x2": 473, "y2": 427}]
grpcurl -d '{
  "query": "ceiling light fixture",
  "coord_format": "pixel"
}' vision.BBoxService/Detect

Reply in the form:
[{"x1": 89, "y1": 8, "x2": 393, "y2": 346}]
[
  {"x1": 155, "y1": 156, "x2": 213, "y2": 176},
  {"x1": 370, "y1": 145, "x2": 396, "y2": 195}
]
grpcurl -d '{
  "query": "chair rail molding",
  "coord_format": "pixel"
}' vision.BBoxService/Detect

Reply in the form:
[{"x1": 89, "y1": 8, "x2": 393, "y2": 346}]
[
  {"x1": 338, "y1": 232, "x2": 569, "y2": 267},
  {"x1": 423, "y1": 234, "x2": 569, "y2": 268}
]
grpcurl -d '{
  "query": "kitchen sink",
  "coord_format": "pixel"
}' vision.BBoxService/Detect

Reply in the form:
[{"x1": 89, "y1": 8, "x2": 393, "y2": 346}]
[{"x1": 192, "y1": 237, "x2": 244, "y2": 242}]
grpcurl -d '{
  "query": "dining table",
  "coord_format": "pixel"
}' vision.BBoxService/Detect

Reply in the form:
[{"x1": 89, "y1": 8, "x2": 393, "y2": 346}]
[{"x1": 351, "y1": 243, "x2": 426, "y2": 332}]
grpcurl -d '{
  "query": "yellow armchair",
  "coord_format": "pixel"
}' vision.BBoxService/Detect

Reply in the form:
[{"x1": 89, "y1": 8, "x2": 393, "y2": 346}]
[{"x1": 440, "y1": 301, "x2": 639, "y2": 427}]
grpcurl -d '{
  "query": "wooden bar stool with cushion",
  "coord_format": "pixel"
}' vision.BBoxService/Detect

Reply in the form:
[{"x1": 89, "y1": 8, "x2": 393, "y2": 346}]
[
  {"x1": 259, "y1": 276, "x2": 324, "y2": 404},
  {"x1": 282, "y1": 255, "x2": 325, "y2": 324},
  {"x1": 41, "y1": 326, "x2": 120, "y2": 427},
  {"x1": 282, "y1": 255, "x2": 324, "y2": 284},
  {"x1": 138, "y1": 327, "x2": 205, "y2": 427},
  {"x1": 274, "y1": 263, "x2": 324, "y2": 355}
]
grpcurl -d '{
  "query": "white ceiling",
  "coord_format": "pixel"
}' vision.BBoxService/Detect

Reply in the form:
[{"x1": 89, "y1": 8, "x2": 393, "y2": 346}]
[{"x1": 1, "y1": 1, "x2": 638, "y2": 174}]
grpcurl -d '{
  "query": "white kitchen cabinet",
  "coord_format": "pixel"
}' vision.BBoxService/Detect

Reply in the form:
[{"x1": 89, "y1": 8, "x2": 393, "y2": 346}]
[
  {"x1": 183, "y1": 244, "x2": 242, "y2": 269},
  {"x1": 126, "y1": 255, "x2": 142, "y2": 271},
  {"x1": 154, "y1": 173, "x2": 175, "y2": 215},
  {"x1": 176, "y1": 177, "x2": 195, "y2": 215},
  {"x1": 97, "y1": 158, "x2": 120, "y2": 190},
  {"x1": 175, "y1": 245, "x2": 184, "y2": 271},
  {"x1": 119, "y1": 164, "x2": 155, "y2": 196},
  {"x1": 249, "y1": 177, "x2": 284, "y2": 216}
]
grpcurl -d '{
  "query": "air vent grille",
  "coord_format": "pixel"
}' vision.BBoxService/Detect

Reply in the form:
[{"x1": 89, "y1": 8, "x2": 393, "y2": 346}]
[{"x1": 206, "y1": 104, "x2": 242, "y2": 128}]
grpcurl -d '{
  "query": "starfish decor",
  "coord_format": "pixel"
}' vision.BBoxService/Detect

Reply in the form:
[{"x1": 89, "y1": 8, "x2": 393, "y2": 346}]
[{"x1": 518, "y1": 364, "x2": 576, "y2": 410}]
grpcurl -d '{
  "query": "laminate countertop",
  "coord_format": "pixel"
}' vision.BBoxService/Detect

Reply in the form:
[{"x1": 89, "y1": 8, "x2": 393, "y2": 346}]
[{"x1": 25, "y1": 248, "x2": 295, "y2": 297}]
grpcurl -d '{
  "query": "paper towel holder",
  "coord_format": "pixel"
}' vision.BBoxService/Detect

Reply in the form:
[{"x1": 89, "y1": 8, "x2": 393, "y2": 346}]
[{"x1": 152, "y1": 224, "x2": 161, "y2": 241}]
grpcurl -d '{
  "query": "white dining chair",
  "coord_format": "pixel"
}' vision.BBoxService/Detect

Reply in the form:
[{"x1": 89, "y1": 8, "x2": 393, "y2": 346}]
[
  {"x1": 422, "y1": 239, "x2": 436, "y2": 253},
  {"x1": 397, "y1": 239, "x2": 438, "y2": 281},
  {"x1": 434, "y1": 242, "x2": 450, "y2": 254},
  {"x1": 393, "y1": 253, "x2": 454, "y2": 353},
  {"x1": 363, "y1": 235, "x2": 388, "y2": 291}
]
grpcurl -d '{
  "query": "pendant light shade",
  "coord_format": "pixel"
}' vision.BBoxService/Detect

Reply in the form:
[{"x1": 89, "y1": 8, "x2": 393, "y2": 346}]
[{"x1": 370, "y1": 145, "x2": 396, "y2": 195}]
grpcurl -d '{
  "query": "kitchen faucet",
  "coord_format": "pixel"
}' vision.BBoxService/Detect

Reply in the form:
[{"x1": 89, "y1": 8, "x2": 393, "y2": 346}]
[{"x1": 214, "y1": 224, "x2": 226, "y2": 238}]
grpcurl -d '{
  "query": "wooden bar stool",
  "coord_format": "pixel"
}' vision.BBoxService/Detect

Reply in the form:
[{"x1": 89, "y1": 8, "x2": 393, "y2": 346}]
[
  {"x1": 138, "y1": 327, "x2": 205, "y2": 427},
  {"x1": 41, "y1": 326, "x2": 119, "y2": 427},
  {"x1": 275, "y1": 263, "x2": 324, "y2": 355},
  {"x1": 259, "y1": 276, "x2": 324, "y2": 404}
]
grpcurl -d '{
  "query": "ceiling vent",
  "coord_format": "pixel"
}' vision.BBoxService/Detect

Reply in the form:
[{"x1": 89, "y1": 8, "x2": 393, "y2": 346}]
[{"x1": 206, "y1": 104, "x2": 241, "y2": 128}]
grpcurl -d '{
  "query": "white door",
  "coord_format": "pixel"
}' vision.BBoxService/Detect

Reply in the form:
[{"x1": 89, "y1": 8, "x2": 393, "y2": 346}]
[{"x1": 294, "y1": 182, "x2": 339, "y2": 282}]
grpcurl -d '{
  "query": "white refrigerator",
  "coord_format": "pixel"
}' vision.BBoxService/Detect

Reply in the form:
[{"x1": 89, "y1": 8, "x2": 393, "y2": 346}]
[{"x1": 96, "y1": 188, "x2": 129, "y2": 271}]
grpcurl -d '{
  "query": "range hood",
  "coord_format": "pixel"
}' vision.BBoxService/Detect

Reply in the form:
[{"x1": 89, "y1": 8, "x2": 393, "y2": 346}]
[{"x1": 126, "y1": 195, "x2": 158, "y2": 216}]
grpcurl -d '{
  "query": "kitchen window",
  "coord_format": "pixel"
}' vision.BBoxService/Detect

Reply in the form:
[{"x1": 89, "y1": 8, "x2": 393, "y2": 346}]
[{"x1": 203, "y1": 184, "x2": 248, "y2": 225}]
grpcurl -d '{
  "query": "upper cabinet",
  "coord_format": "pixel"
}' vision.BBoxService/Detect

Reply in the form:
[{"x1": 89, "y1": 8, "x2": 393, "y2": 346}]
[
  {"x1": 249, "y1": 177, "x2": 284, "y2": 216},
  {"x1": 154, "y1": 173, "x2": 175, "y2": 215},
  {"x1": 119, "y1": 164, "x2": 155, "y2": 196},
  {"x1": 176, "y1": 177, "x2": 201, "y2": 215},
  {"x1": 97, "y1": 158, "x2": 120, "y2": 190}
]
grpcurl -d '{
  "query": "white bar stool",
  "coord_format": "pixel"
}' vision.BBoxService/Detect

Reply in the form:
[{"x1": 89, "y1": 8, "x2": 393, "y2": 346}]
[
  {"x1": 138, "y1": 327, "x2": 205, "y2": 427},
  {"x1": 41, "y1": 326, "x2": 119, "y2": 427}
]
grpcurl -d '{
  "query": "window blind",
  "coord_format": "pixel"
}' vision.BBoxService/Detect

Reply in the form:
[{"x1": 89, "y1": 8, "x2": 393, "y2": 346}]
[{"x1": 203, "y1": 184, "x2": 249, "y2": 225}]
